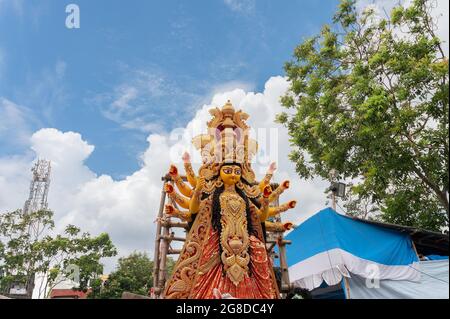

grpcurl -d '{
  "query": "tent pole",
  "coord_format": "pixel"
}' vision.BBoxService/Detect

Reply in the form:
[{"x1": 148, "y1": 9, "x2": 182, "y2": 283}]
[
  {"x1": 411, "y1": 239, "x2": 421, "y2": 260},
  {"x1": 343, "y1": 277, "x2": 351, "y2": 299}
]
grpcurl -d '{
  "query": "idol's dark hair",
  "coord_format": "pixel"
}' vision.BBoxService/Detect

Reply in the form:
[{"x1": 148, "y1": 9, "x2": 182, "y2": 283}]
[{"x1": 205, "y1": 163, "x2": 262, "y2": 262}]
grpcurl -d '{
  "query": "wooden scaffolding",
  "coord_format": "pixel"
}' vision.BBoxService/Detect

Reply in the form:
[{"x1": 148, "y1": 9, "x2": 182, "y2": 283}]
[{"x1": 152, "y1": 175, "x2": 292, "y2": 299}]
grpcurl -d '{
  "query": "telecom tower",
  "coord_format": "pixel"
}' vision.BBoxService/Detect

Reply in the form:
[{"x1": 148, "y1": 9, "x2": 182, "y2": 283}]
[
  {"x1": 23, "y1": 159, "x2": 51, "y2": 216},
  {"x1": 7, "y1": 159, "x2": 51, "y2": 299}
]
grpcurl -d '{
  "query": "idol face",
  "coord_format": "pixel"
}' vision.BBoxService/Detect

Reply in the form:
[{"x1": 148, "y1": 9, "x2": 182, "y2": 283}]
[{"x1": 220, "y1": 164, "x2": 242, "y2": 186}]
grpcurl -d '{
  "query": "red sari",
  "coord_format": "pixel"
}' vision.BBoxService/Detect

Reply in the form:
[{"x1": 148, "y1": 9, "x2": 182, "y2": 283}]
[
  {"x1": 190, "y1": 229, "x2": 279, "y2": 299},
  {"x1": 163, "y1": 196, "x2": 280, "y2": 299}
]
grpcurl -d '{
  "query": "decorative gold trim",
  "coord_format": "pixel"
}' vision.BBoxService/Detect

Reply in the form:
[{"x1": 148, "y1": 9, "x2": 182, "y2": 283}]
[
  {"x1": 197, "y1": 252, "x2": 220, "y2": 275},
  {"x1": 219, "y1": 191, "x2": 250, "y2": 286},
  {"x1": 202, "y1": 180, "x2": 216, "y2": 194},
  {"x1": 242, "y1": 183, "x2": 261, "y2": 198},
  {"x1": 163, "y1": 198, "x2": 212, "y2": 299}
]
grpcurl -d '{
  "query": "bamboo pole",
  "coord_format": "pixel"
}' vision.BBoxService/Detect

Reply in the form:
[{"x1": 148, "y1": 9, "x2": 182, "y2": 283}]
[
  {"x1": 266, "y1": 242, "x2": 276, "y2": 252},
  {"x1": 161, "y1": 235, "x2": 186, "y2": 242},
  {"x1": 278, "y1": 235, "x2": 291, "y2": 295},
  {"x1": 153, "y1": 189, "x2": 166, "y2": 290},
  {"x1": 161, "y1": 221, "x2": 189, "y2": 229},
  {"x1": 156, "y1": 175, "x2": 189, "y2": 296},
  {"x1": 152, "y1": 184, "x2": 167, "y2": 298},
  {"x1": 168, "y1": 249, "x2": 182, "y2": 255},
  {"x1": 265, "y1": 186, "x2": 293, "y2": 298},
  {"x1": 158, "y1": 215, "x2": 171, "y2": 292}
]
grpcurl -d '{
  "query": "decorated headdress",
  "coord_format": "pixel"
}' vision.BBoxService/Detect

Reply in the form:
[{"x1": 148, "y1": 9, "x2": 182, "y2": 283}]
[{"x1": 192, "y1": 100, "x2": 258, "y2": 183}]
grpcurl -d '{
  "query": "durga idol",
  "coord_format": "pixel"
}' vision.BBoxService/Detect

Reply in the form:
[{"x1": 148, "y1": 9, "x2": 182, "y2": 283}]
[{"x1": 162, "y1": 101, "x2": 297, "y2": 299}]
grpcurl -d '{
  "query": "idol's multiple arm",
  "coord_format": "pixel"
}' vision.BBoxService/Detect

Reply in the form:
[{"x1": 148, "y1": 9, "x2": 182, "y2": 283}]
[{"x1": 163, "y1": 154, "x2": 297, "y2": 231}]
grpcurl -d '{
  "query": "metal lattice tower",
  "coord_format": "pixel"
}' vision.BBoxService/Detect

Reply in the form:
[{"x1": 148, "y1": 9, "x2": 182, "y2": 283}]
[
  {"x1": 23, "y1": 159, "x2": 51, "y2": 215},
  {"x1": 6, "y1": 159, "x2": 52, "y2": 299}
]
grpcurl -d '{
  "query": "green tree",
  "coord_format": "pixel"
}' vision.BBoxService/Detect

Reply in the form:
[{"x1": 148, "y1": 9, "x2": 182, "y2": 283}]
[
  {"x1": 278, "y1": 0, "x2": 448, "y2": 231},
  {"x1": 0, "y1": 209, "x2": 117, "y2": 298},
  {"x1": 343, "y1": 182, "x2": 379, "y2": 220},
  {"x1": 90, "y1": 252, "x2": 152, "y2": 299},
  {"x1": 89, "y1": 252, "x2": 176, "y2": 299}
]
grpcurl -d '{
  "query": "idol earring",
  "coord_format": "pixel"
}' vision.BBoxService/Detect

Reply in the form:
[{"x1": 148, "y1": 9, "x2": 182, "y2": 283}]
[
  {"x1": 236, "y1": 181, "x2": 244, "y2": 189},
  {"x1": 215, "y1": 178, "x2": 224, "y2": 188}
]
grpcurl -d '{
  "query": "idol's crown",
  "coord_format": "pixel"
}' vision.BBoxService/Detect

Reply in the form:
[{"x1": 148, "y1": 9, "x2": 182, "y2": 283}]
[{"x1": 192, "y1": 100, "x2": 258, "y2": 166}]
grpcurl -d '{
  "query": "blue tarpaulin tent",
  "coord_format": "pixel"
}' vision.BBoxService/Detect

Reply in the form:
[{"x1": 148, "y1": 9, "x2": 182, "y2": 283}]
[
  {"x1": 286, "y1": 208, "x2": 449, "y2": 299},
  {"x1": 285, "y1": 208, "x2": 420, "y2": 291}
]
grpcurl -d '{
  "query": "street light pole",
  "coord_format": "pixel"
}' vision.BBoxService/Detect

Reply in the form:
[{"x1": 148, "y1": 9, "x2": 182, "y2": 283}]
[
  {"x1": 329, "y1": 169, "x2": 337, "y2": 210},
  {"x1": 329, "y1": 170, "x2": 346, "y2": 211}
]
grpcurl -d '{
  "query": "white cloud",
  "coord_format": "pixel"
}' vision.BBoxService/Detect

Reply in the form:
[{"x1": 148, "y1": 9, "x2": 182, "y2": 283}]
[
  {"x1": 210, "y1": 80, "x2": 255, "y2": 97},
  {"x1": 30, "y1": 128, "x2": 96, "y2": 191},
  {"x1": 0, "y1": 76, "x2": 329, "y2": 274},
  {"x1": 94, "y1": 66, "x2": 202, "y2": 133},
  {"x1": 111, "y1": 86, "x2": 138, "y2": 111},
  {"x1": 0, "y1": 155, "x2": 32, "y2": 213}
]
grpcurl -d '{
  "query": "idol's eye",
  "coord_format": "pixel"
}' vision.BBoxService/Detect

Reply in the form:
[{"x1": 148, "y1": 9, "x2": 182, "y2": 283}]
[
  {"x1": 222, "y1": 168, "x2": 232, "y2": 174},
  {"x1": 234, "y1": 169, "x2": 241, "y2": 175}
]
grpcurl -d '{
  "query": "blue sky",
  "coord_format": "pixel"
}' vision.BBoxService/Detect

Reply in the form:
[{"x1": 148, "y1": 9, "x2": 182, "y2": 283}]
[
  {"x1": 2, "y1": 0, "x2": 448, "y2": 280},
  {"x1": 0, "y1": 0, "x2": 340, "y2": 179}
]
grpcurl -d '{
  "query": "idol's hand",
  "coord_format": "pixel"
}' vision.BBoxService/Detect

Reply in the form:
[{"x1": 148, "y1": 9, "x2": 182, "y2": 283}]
[
  {"x1": 267, "y1": 162, "x2": 277, "y2": 174},
  {"x1": 283, "y1": 222, "x2": 294, "y2": 231},
  {"x1": 164, "y1": 183, "x2": 174, "y2": 194},
  {"x1": 195, "y1": 176, "x2": 205, "y2": 195},
  {"x1": 190, "y1": 176, "x2": 205, "y2": 214},
  {"x1": 262, "y1": 185, "x2": 272, "y2": 198},
  {"x1": 165, "y1": 204, "x2": 175, "y2": 215},
  {"x1": 182, "y1": 152, "x2": 190, "y2": 164},
  {"x1": 288, "y1": 200, "x2": 297, "y2": 209},
  {"x1": 169, "y1": 164, "x2": 178, "y2": 177}
]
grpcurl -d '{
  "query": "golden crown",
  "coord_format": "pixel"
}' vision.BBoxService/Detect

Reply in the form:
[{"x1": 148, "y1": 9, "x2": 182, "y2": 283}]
[{"x1": 192, "y1": 101, "x2": 258, "y2": 182}]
